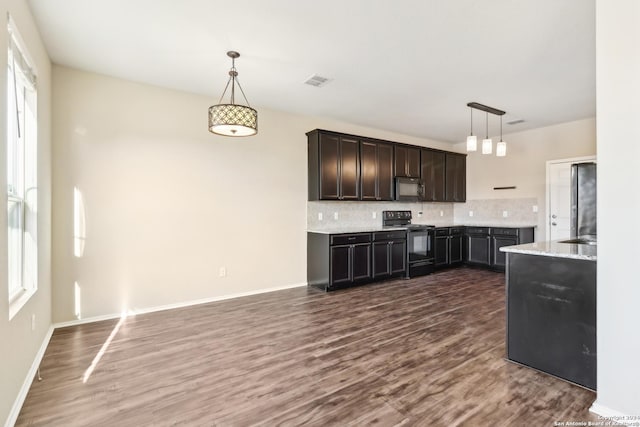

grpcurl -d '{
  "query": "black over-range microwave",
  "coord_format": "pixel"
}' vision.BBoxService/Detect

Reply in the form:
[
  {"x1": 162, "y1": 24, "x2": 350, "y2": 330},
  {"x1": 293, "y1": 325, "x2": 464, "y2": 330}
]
[{"x1": 395, "y1": 177, "x2": 424, "y2": 202}]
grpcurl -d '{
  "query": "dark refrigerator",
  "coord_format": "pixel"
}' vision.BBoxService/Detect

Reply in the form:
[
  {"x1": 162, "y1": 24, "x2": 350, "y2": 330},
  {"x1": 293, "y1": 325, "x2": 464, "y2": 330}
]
[{"x1": 570, "y1": 162, "x2": 597, "y2": 240}]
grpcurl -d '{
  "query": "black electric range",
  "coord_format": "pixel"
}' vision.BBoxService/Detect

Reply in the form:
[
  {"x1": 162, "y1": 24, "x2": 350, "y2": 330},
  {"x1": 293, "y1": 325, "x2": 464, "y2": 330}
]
[{"x1": 382, "y1": 211, "x2": 435, "y2": 278}]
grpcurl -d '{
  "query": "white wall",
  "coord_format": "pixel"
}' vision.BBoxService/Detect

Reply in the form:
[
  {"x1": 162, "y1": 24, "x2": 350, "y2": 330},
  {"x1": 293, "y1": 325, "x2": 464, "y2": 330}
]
[
  {"x1": 0, "y1": 0, "x2": 52, "y2": 425},
  {"x1": 51, "y1": 66, "x2": 452, "y2": 323},
  {"x1": 455, "y1": 118, "x2": 596, "y2": 240},
  {"x1": 593, "y1": 0, "x2": 640, "y2": 418}
]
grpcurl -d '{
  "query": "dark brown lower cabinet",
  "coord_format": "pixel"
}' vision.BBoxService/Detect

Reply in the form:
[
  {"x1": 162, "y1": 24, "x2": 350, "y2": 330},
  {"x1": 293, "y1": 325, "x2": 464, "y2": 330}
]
[
  {"x1": 330, "y1": 242, "x2": 371, "y2": 287},
  {"x1": 465, "y1": 227, "x2": 492, "y2": 266},
  {"x1": 372, "y1": 231, "x2": 407, "y2": 279},
  {"x1": 435, "y1": 227, "x2": 464, "y2": 268},
  {"x1": 465, "y1": 227, "x2": 535, "y2": 271},
  {"x1": 308, "y1": 231, "x2": 409, "y2": 291},
  {"x1": 491, "y1": 235, "x2": 518, "y2": 269}
]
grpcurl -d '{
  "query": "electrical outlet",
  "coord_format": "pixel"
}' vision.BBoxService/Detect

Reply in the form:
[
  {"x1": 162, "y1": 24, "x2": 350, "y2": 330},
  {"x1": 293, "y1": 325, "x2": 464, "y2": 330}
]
[
  {"x1": 440, "y1": 210, "x2": 444, "y2": 217},
  {"x1": 318, "y1": 212, "x2": 323, "y2": 221},
  {"x1": 503, "y1": 211, "x2": 509, "y2": 218},
  {"x1": 31, "y1": 314, "x2": 36, "y2": 331},
  {"x1": 417, "y1": 211, "x2": 423, "y2": 217},
  {"x1": 219, "y1": 267, "x2": 227, "y2": 277},
  {"x1": 469, "y1": 211, "x2": 474, "y2": 217},
  {"x1": 372, "y1": 212, "x2": 376, "y2": 219},
  {"x1": 333, "y1": 212, "x2": 339, "y2": 220},
  {"x1": 532, "y1": 205, "x2": 539, "y2": 213}
]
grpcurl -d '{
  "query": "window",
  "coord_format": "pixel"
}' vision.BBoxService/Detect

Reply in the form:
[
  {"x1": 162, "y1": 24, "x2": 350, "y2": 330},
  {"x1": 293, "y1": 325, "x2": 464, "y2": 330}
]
[{"x1": 7, "y1": 17, "x2": 37, "y2": 318}]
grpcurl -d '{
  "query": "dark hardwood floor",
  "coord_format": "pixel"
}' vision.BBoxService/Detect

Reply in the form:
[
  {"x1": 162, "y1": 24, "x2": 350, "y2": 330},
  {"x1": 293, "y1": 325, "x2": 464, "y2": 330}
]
[{"x1": 16, "y1": 268, "x2": 599, "y2": 426}]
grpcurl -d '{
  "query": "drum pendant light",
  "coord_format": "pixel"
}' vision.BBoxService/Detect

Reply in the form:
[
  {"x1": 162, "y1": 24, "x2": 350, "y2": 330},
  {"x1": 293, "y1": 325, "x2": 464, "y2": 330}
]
[{"x1": 208, "y1": 51, "x2": 258, "y2": 137}]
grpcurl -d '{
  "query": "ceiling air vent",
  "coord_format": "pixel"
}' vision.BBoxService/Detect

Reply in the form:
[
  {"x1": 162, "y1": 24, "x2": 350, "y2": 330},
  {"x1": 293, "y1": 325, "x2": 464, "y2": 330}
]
[
  {"x1": 507, "y1": 119, "x2": 525, "y2": 125},
  {"x1": 304, "y1": 74, "x2": 332, "y2": 87}
]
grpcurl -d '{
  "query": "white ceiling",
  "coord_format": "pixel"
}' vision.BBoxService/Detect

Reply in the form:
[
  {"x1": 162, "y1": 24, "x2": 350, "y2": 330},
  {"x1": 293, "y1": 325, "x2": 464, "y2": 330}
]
[{"x1": 27, "y1": 0, "x2": 595, "y2": 143}]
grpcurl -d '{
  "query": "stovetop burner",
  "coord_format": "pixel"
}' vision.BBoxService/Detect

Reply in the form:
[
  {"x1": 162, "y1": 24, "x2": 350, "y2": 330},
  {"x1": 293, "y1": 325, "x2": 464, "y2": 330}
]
[{"x1": 382, "y1": 210, "x2": 433, "y2": 229}]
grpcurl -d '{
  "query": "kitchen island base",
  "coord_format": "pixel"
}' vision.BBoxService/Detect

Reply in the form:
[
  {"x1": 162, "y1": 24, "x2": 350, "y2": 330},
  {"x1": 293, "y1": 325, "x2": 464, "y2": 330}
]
[{"x1": 506, "y1": 252, "x2": 596, "y2": 390}]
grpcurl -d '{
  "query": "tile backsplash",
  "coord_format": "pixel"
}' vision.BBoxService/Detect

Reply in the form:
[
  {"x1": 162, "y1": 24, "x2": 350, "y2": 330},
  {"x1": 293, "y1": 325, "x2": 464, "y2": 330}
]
[
  {"x1": 307, "y1": 198, "x2": 539, "y2": 230},
  {"x1": 453, "y1": 198, "x2": 539, "y2": 226},
  {"x1": 307, "y1": 201, "x2": 454, "y2": 230}
]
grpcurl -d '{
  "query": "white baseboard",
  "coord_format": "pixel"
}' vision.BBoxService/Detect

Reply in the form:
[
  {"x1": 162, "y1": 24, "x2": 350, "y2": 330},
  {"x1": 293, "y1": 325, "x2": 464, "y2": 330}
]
[
  {"x1": 5, "y1": 325, "x2": 54, "y2": 427},
  {"x1": 590, "y1": 401, "x2": 634, "y2": 426},
  {"x1": 54, "y1": 282, "x2": 308, "y2": 329}
]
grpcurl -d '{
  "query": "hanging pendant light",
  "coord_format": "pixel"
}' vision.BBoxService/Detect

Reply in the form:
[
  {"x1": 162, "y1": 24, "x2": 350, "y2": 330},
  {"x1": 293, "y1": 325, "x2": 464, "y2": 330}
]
[
  {"x1": 466, "y1": 107, "x2": 477, "y2": 151},
  {"x1": 496, "y1": 114, "x2": 507, "y2": 157},
  {"x1": 482, "y1": 111, "x2": 492, "y2": 154},
  {"x1": 466, "y1": 102, "x2": 507, "y2": 156},
  {"x1": 208, "y1": 51, "x2": 258, "y2": 137}
]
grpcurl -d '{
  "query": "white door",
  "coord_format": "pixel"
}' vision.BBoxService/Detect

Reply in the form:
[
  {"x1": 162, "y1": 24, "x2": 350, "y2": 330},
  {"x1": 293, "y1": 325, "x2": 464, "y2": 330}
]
[
  {"x1": 548, "y1": 163, "x2": 572, "y2": 240},
  {"x1": 546, "y1": 156, "x2": 596, "y2": 241}
]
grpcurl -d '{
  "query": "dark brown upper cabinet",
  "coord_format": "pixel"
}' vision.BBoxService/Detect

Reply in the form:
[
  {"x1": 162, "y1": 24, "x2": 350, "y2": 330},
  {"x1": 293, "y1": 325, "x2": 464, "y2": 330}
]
[
  {"x1": 445, "y1": 153, "x2": 466, "y2": 202},
  {"x1": 308, "y1": 130, "x2": 360, "y2": 200},
  {"x1": 394, "y1": 145, "x2": 421, "y2": 178},
  {"x1": 308, "y1": 129, "x2": 465, "y2": 203},
  {"x1": 361, "y1": 140, "x2": 394, "y2": 201},
  {"x1": 421, "y1": 149, "x2": 446, "y2": 202}
]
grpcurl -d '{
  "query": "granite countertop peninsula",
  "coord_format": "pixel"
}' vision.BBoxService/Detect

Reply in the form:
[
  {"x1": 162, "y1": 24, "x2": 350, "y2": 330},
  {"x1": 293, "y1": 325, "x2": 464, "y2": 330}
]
[{"x1": 500, "y1": 240, "x2": 597, "y2": 261}]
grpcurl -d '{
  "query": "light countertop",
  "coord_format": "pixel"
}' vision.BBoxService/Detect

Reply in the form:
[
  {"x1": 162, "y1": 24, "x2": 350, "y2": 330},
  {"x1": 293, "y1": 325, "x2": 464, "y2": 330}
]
[
  {"x1": 500, "y1": 240, "x2": 596, "y2": 261},
  {"x1": 307, "y1": 226, "x2": 409, "y2": 234},
  {"x1": 307, "y1": 223, "x2": 537, "y2": 234}
]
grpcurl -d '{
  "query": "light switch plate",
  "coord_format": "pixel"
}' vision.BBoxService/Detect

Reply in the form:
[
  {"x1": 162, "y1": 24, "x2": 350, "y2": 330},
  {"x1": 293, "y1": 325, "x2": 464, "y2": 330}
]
[
  {"x1": 372, "y1": 212, "x2": 376, "y2": 219},
  {"x1": 532, "y1": 205, "x2": 539, "y2": 213},
  {"x1": 333, "y1": 212, "x2": 339, "y2": 220},
  {"x1": 503, "y1": 211, "x2": 509, "y2": 218},
  {"x1": 469, "y1": 211, "x2": 474, "y2": 217},
  {"x1": 318, "y1": 212, "x2": 323, "y2": 221}
]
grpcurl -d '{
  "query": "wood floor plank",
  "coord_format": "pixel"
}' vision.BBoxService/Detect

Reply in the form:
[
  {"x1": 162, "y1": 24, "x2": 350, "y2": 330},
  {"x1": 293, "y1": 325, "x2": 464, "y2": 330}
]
[{"x1": 16, "y1": 267, "x2": 597, "y2": 426}]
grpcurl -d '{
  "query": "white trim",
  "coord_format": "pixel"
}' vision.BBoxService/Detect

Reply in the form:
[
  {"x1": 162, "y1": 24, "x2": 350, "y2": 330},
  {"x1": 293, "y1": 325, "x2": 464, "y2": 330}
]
[
  {"x1": 54, "y1": 282, "x2": 308, "y2": 329},
  {"x1": 7, "y1": 14, "x2": 38, "y2": 77},
  {"x1": 590, "y1": 401, "x2": 635, "y2": 427},
  {"x1": 8, "y1": 288, "x2": 37, "y2": 320},
  {"x1": 544, "y1": 155, "x2": 596, "y2": 241},
  {"x1": 4, "y1": 325, "x2": 54, "y2": 427}
]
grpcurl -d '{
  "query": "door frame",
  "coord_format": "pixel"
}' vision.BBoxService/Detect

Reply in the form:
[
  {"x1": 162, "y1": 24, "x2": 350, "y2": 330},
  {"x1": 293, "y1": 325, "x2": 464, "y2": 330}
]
[{"x1": 545, "y1": 156, "x2": 596, "y2": 241}]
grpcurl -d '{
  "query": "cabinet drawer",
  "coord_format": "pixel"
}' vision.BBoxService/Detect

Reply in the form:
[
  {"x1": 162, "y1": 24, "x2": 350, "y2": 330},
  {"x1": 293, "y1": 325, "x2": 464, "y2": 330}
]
[
  {"x1": 466, "y1": 227, "x2": 489, "y2": 235},
  {"x1": 435, "y1": 228, "x2": 450, "y2": 237},
  {"x1": 449, "y1": 227, "x2": 464, "y2": 235},
  {"x1": 491, "y1": 228, "x2": 518, "y2": 236},
  {"x1": 373, "y1": 231, "x2": 406, "y2": 241},
  {"x1": 331, "y1": 233, "x2": 371, "y2": 245}
]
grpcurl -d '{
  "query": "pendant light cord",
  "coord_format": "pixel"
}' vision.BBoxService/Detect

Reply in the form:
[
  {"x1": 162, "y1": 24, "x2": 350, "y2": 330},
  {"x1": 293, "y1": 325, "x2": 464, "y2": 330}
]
[
  {"x1": 469, "y1": 107, "x2": 473, "y2": 136},
  {"x1": 485, "y1": 112, "x2": 489, "y2": 138},
  {"x1": 216, "y1": 55, "x2": 252, "y2": 107}
]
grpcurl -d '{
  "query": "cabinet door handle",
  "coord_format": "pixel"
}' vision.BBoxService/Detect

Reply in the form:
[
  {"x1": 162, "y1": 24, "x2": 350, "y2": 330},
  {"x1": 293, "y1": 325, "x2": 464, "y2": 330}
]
[{"x1": 551, "y1": 222, "x2": 557, "y2": 226}]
